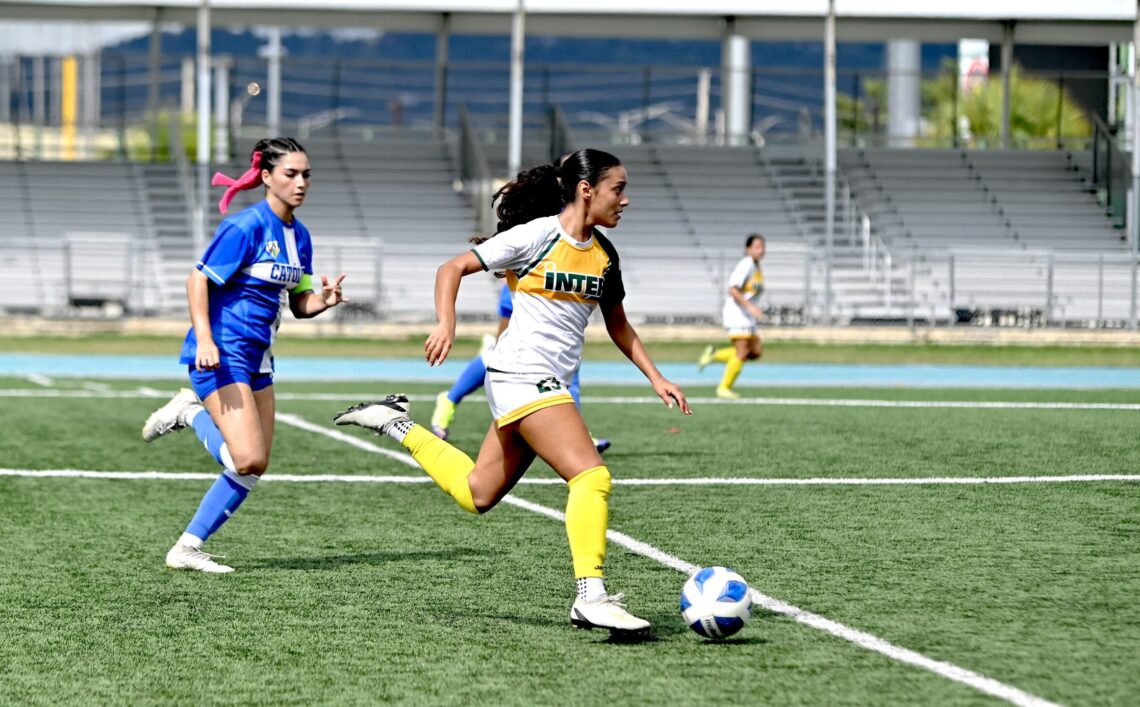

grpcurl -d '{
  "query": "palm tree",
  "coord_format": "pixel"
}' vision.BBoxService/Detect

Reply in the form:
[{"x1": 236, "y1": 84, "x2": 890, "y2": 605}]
[{"x1": 923, "y1": 62, "x2": 1091, "y2": 149}]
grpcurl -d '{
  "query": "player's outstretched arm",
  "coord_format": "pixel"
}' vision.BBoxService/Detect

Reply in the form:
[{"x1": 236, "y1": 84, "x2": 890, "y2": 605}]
[
  {"x1": 290, "y1": 274, "x2": 347, "y2": 319},
  {"x1": 425, "y1": 251, "x2": 485, "y2": 367},
  {"x1": 602, "y1": 302, "x2": 692, "y2": 415}
]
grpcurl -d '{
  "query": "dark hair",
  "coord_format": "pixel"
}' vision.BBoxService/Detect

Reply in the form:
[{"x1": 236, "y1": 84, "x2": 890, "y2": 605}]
[
  {"x1": 745, "y1": 233, "x2": 765, "y2": 248},
  {"x1": 253, "y1": 137, "x2": 306, "y2": 173},
  {"x1": 488, "y1": 148, "x2": 622, "y2": 236}
]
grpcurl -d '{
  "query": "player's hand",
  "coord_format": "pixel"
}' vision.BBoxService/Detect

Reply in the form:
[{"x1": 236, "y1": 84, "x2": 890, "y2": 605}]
[
  {"x1": 424, "y1": 321, "x2": 455, "y2": 367},
  {"x1": 195, "y1": 340, "x2": 221, "y2": 372},
  {"x1": 654, "y1": 378, "x2": 692, "y2": 415},
  {"x1": 320, "y1": 273, "x2": 348, "y2": 308},
  {"x1": 748, "y1": 303, "x2": 764, "y2": 320}
]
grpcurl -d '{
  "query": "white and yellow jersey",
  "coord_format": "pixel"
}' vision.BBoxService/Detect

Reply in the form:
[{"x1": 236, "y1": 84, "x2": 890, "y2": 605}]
[
  {"x1": 728, "y1": 255, "x2": 764, "y2": 304},
  {"x1": 722, "y1": 255, "x2": 764, "y2": 331},
  {"x1": 472, "y1": 215, "x2": 624, "y2": 385}
]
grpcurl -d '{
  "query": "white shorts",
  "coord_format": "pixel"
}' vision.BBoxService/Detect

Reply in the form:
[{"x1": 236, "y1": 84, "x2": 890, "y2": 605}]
[
  {"x1": 485, "y1": 369, "x2": 576, "y2": 426},
  {"x1": 722, "y1": 302, "x2": 759, "y2": 339}
]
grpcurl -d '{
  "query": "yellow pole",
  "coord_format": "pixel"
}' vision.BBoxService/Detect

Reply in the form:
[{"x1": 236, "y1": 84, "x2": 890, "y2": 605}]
[{"x1": 61, "y1": 56, "x2": 77, "y2": 160}]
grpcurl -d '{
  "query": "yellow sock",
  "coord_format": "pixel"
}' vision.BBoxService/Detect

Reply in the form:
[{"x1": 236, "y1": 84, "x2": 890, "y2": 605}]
[
  {"x1": 712, "y1": 346, "x2": 735, "y2": 363},
  {"x1": 720, "y1": 356, "x2": 745, "y2": 390},
  {"x1": 402, "y1": 425, "x2": 478, "y2": 514},
  {"x1": 566, "y1": 466, "x2": 611, "y2": 578}
]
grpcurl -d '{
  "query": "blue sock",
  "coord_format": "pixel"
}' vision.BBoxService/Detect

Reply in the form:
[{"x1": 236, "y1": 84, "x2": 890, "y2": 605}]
[
  {"x1": 185, "y1": 470, "x2": 255, "y2": 542},
  {"x1": 448, "y1": 355, "x2": 488, "y2": 404},
  {"x1": 191, "y1": 408, "x2": 234, "y2": 471},
  {"x1": 570, "y1": 369, "x2": 582, "y2": 408}
]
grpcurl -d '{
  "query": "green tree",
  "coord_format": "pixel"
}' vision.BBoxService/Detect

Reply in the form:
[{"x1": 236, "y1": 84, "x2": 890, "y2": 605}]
[{"x1": 923, "y1": 63, "x2": 1090, "y2": 148}]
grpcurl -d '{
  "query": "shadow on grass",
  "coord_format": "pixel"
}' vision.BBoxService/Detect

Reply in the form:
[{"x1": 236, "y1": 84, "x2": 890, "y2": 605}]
[
  {"x1": 250, "y1": 547, "x2": 494, "y2": 570},
  {"x1": 647, "y1": 613, "x2": 770, "y2": 645}
]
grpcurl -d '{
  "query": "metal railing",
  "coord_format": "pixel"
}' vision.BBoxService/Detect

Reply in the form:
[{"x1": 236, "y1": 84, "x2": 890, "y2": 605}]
[
  {"x1": 5, "y1": 237, "x2": 1137, "y2": 330},
  {"x1": 1091, "y1": 112, "x2": 1129, "y2": 230},
  {"x1": 458, "y1": 105, "x2": 494, "y2": 236},
  {"x1": 0, "y1": 52, "x2": 1113, "y2": 161}
]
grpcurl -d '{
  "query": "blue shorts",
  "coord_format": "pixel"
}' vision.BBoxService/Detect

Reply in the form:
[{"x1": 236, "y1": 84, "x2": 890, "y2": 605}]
[{"x1": 188, "y1": 365, "x2": 274, "y2": 400}]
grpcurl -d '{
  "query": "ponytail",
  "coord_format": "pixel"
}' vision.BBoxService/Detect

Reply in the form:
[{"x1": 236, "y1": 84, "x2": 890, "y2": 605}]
[
  {"x1": 211, "y1": 137, "x2": 306, "y2": 214},
  {"x1": 481, "y1": 148, "x2": 623, "y2": 240}
]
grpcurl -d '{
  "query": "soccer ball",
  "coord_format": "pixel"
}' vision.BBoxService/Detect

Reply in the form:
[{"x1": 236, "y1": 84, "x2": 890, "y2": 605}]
[{"x1": 680, "y1": 566, "x2": 753, "y2": 639}]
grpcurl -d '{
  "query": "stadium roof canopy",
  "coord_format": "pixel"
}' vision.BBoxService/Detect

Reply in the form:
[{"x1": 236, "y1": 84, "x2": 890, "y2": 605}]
[{"x1": 0, "y1": 0, "x2": 1134, "y2": 44}]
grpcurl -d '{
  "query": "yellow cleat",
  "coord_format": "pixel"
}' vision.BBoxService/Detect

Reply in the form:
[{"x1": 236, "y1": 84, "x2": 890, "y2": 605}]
[
  {"x1": 715, "y1": 386, "x2": 740, "y2": 399},
  {"x1": 697, "y1": 345, "x2": 715, "y2": 372},
  {"x1": 430, "y1": 392, "x2": 457, "y2": 440}
]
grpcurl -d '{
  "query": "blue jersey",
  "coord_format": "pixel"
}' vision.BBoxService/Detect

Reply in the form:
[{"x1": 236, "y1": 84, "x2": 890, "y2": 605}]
[
  {"x1": 498, "y1": 283, "x2": 513, "y2": 319},
  {"x1": 179, "y1": 200, "x2": 314, "y2": 373}
]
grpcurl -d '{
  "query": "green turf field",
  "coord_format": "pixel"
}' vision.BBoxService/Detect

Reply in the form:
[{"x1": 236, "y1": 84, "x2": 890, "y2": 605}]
[{"x1": 2, "y1": 376, "x2": 1138, "y2": 705}]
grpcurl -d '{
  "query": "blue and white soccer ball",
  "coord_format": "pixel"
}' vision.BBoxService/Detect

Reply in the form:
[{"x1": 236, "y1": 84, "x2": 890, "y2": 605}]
[{"x1": 680, "y1": 566, "x2": 753, "y2": 639}]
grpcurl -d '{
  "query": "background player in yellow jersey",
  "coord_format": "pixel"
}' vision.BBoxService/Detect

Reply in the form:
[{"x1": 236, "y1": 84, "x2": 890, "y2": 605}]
[
  {"x1": 698, "y1": 234, "x2": 766, "y2": 398},
  {"x1": 334, "y1": 149, "x2": 691, "y2": 636}
]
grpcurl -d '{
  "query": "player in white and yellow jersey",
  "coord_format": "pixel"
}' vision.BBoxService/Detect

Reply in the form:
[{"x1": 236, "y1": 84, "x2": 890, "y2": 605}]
[
  {"x1": 334, "y1": 149, "x2": 691, "y2": 637},
  {"x1": 698, "y1": 234, "x2": 766, "y2": 398}
]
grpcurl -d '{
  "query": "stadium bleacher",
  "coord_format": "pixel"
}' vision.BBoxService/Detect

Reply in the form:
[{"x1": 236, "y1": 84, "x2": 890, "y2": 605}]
[{"x1": 0, "y1": 133, "x2": 1131, "y2": 325}]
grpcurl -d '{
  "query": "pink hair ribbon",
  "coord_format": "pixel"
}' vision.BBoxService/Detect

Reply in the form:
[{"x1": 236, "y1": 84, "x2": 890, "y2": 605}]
[{"x1": 211, "y1": 151, "x2": 263, "y2": 214}]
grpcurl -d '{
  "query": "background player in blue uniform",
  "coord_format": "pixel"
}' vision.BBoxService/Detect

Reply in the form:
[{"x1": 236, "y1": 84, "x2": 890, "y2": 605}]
[
  {"x1": 430, "y1": 283, "x2": 610, "y2": 453},
  {"x1": 141, "y1": 137, "x2": 347, "y2": 573}
]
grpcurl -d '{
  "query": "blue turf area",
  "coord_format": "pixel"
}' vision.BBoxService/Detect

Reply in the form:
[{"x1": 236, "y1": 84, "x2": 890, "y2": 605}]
[{"x1": 1, "y1": 353, "x2": 1138, "y2": 388}]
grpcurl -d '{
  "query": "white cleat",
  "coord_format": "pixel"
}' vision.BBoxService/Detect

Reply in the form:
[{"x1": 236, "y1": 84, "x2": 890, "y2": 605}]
[
  {"x1": 141, "y1": 388, "x2": 202, "y2": 442},
  {"x1": 165, "y1": 542, "x2": 234, "y2": 574},
  {"x1": 333, "y1": 394, "x2": 411, "y2": 435},
  {"x1": 570, "y1": 593, "x2": 651, "y2": 635}
]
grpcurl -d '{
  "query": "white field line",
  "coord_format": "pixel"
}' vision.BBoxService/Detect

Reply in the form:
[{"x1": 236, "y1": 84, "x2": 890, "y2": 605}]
[
  {"x1": 24, "y1": 374, "x2": 54, "y2": 387},
  {"x1": 5, "y1": 468, "x2": 1138, "y2": 487},
  {"x1": 1, "y1": 387, "x2": 1138, "y2": 411},
  {"x1": 4, "y1": 414, "x2": 1066, "y2": 707},
  {"x1": 275, "y1": 415, "x2": 1062, "y2": 707},
  {"x1": 506, "y1": 494, "x2": 1058, "y2": 707}
]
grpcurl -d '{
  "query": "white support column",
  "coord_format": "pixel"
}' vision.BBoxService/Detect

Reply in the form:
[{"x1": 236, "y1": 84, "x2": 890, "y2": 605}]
[
  {"x1": 0, "y1": 59, "x2": 9, "y2": 123},
  {"x1": 886, "y1": 39, "x2": 920, "y2": 148},
  {"x1": 824, "y1": 0, "x2": 837, "y2": 323},
  {"x1": 1131, "y1": 15, "x2": 1140, "y2": 256},
  {"x1": 181, "y1": 56, "x2": 194, "y2": 116},
  {"x1": 195, "y1": 0, "x2": 212, "y2": 254},
  {"x1": 196, "y1": 0, "x2": 211, "y2": 166},
  {"x1": 721, "y1": 18, "x2": 752, "y2": 146},
  {"x1": 82, "y1": 45, "x2": 100, "y2": 158},
  {"x1": 507, "y1": 0, "x2": 525, "y2": 178},
  {"x1": 696, "y1": 68, "x2": 711, "y2": 144},
  {"x1": 1109, "y1": 42, "x2": 1119, "y2": 124},
  {"x1": 32, "y1": 56, "x2": 45, "y2": 125},
  {"x1": 1000, "y1": 22, "x2": 1015, "y2": 150},
  {"x1": 147, "y1": 10, "x2": 161, "y2": 117},
  {"x1": 261, "y1": 27, "x2": 282, "y2": 136},
  {"x1": 434, "y1": 13, "x2": 450, "y2": 134},
  {"x1": 147, "y1": 9, "x2": 162, "y2": 158},
  {"x1": 213, "y1": 56, "x2": 230, "y2": 164}
]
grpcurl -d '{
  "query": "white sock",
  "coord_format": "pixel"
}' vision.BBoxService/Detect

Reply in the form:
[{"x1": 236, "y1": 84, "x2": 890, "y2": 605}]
[
  {"x1": 576, "y1": 577, "x2": 607, "y2": 601},
  {"x1": 184, "y1": 405, "x2": 206, "y2": 428},
  {"x1": 213, "y1": 443, "x2": 237, "y2": 473},
  {"x1": 223, "y1": 468, "x2": 259, "y2": 491},
  {"x1": 385, "y1": 418, "x2": 414, "y2": 443},
  {"x1": 178, "y1": 532, "x2": 205, "y2": 549}
]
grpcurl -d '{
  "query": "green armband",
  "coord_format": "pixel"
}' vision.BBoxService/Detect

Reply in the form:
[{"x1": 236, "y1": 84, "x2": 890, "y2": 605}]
[{"x1": 291, "y1": 274, "x2": 314, "y2": 295}]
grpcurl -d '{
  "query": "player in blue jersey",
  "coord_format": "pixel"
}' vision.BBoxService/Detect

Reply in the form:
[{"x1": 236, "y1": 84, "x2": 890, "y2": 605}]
[
  {"x1": 430, "y1": 283, "x2": 610, "y2": 453},
  {"x1": 141, "y1": 137, "x2": 347, "y2": 573}
]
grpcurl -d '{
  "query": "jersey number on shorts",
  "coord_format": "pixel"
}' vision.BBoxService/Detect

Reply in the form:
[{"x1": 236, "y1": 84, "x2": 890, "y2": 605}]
[{"x1": 536, "y1": 376, "x2": 563, "y2": 394}]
